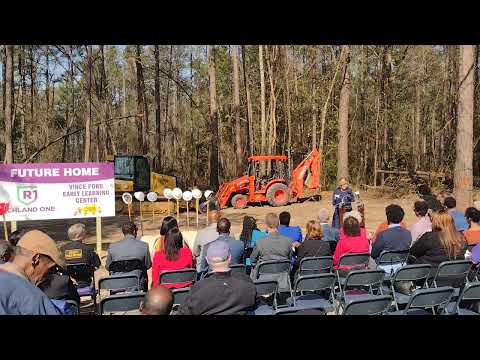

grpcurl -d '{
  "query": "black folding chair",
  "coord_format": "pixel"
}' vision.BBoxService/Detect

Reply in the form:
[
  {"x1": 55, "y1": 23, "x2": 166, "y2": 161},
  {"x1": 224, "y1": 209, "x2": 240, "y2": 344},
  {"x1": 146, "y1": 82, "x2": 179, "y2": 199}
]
[
  {"x1": 297, "y1": 256, "x2": 333, "y2": 278},
  {"x1": 274, "y1": 305, "x2": 327, "y2": 315},
  {"x1": 255, "y1": 259, "x2": 293, "y2": 295},
  {"x1": 286, "y1": 274, "x2": 336, "y2": 313},
  {"x1": 388, "y1": 286, "x2": 455, "y2": 315},
  {"x1": 252, "y1": 279, "x2": 279, "y2": 315},
  {"x1": 376, "y1": 249, "x2": 409, "y2": 280},
  {"x1": 335, "y1": 252, "x2": 370, "y2": 289},
  {"x1": 444, "y1": 281, "x2": 480, "y2": 315},
  {"x1": 384, "y1": 264, "x2": 432, "y2": 311},
  {"x1": 160, "y1": 269, "x2": 197, "y2": 287},
  {"x1": 66, "y1": 262, "x2": 97, "y2": 301},
  {"x1": 343, "y1": 295, "x2": 392, "y2": 315},
  {"x1": 431, "y1": 260, "x2": 472, "y2": 296},
  {"x1": 171, "y1": 287, "x2": 191, "y2": 307},
  {"x1": 98, "y1": 274, "x2": 140, "y2": 296},
  {"x1": 336, "y1": 269, "x2": 386, "y2": 314},
  {"x1": 65, "y1": 300, "x2": 80, "y2": 315},
  {"x1": 99, "y1": 292, "x2": 145, "y2": 315},
  {"x1": 230, "y1": 264, "x2": 246, "y2": 274},
  {"x1": 323, "y1": 240, "x2": 337, "y2": 254},
  {"x1": 109, "y1": 259, "x2": 147, "y2": 291}
]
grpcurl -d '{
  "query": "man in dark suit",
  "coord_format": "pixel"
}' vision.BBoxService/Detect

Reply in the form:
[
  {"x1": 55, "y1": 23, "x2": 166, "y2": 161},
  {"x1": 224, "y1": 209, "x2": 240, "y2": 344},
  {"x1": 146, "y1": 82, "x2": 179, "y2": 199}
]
[{"x1": 371, "y1": 204, "x2": 412, "y2": 259}]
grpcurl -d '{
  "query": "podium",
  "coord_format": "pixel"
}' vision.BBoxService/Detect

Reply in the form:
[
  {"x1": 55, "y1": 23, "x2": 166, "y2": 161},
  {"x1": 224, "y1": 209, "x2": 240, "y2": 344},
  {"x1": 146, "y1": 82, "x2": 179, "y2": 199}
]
[{"x1": 339, "y1": 202, "x2": 365, "y2": 228}]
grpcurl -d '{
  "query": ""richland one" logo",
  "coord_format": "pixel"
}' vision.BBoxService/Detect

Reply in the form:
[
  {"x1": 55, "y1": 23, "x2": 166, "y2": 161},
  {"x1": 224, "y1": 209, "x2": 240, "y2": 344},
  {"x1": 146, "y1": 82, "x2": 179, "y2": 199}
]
[{"x1": 17, "y1": 184, "x2": 38, "y2": 206}]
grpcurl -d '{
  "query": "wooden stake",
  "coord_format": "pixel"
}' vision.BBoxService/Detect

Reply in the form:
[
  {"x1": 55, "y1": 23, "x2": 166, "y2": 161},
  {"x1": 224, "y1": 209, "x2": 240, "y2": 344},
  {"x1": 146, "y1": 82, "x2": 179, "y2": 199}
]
[
  {"x1": 152, "y1": 207, "x2": 155, "y2": 224},
  {"x1": 167, "y1": 199, "x2": 171, "y2": 216},
  {"x1": 2, "y1": 215, "x2": 8, "y2": 241},
  {"x1": 206, "y1": 201, "x2": 210, "y2": 226},
  {"x1": 128, "y1": 203, "x2": 132, "y2": 221},
  {"x1": 11, "y1": 221, "x2": 17, "y2": 232},
  {"x1": 96, "y1": 216, "x2": 102, "y2": 254},
  {"x1": 196, "y1": 198, "x2": 199, "y2": 228},
  {"x1": 176, "y1": 200, "x2": 180, "y2": 222},
  {"x1": 186, "y1": 201, "x2": 189, "y2": 228},
  {"x1": 139, "y1": 201, "x2": 144, "y2": 236}
]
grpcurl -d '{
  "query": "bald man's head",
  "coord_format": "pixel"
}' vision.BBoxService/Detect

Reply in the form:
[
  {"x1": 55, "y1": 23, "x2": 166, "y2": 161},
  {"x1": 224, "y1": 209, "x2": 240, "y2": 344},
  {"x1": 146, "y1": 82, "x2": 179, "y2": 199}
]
[{"x1": 140, "y1": 286, "x2": 173, "y2": 315}]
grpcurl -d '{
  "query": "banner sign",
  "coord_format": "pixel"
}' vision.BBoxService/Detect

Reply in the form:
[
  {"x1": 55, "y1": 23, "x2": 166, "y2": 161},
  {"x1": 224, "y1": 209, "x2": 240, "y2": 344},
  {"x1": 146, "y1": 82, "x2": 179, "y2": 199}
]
[{"x1": 0, "y1": 162, "x2": 115, "y2": 221}]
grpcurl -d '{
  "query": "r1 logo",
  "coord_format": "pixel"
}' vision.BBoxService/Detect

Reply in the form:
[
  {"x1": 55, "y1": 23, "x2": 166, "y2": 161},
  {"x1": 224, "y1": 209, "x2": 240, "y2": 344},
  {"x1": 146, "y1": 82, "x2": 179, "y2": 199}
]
[{"x1": 17, "y1": 185, "x2": 38, "y2": 206}]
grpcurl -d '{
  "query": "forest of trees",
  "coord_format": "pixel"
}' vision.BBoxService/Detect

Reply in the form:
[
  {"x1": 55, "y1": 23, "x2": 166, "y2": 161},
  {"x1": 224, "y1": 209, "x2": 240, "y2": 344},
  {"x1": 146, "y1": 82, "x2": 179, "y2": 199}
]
[{"x1": 0, "y1": 45, "x2": 478, "y2": 207}]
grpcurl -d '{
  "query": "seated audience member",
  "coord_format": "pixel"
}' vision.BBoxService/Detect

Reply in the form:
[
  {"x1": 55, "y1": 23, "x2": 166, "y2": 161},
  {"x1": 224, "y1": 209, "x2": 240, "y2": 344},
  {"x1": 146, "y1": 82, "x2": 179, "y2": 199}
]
[
  {"x1": 240, "y1": 216, "x2": 267, "y2": 266},
  {"x1": 373, "y1": 219, "x2": 408, "y2": 241},
  {"x1": 278, "y1": 211, "x2": 303, "y2": 245},
  {"x1": 178, "y1": 241, "x2": 256, "y2": 315},
  {"x1": 410, "y1": 210, "x2": 467, "y2": 284},
  {"x1": 464, "y1": 207, "x2": 480, "y2": 245},
  {"x1": 153, "y1": 216, "x2": 179, "y2": 253},
  {"x1": 151, "y1": 228, "x2": 193, "y2": 289},
  {"x1": 469, "y1": 243, "x2": 480, "y2": 264},
  {"x1": 61, "y1": 223, "x2": 101, "y2": 288},
  {"x1": 106, "y1": 222, "x2": 152, "y2": 292},
  {"x1": 371, "y1": 204, "x2": 412, "y2": 259},
  {"x1": 316, "y1": 208, "x2": 339, "y2": 242},
  {"x1": 0, "y1": 240, "x2": 13, "y2": 263},
  {"x1": 192, "y1": 206, "x2": 234, "y2": 273},
  {"x1": 333, "y1": 216, "x2": 370, "y2": 276},
  {"x1": 250, "y1": 213, "x2": 292, "y2": 265},
  {"x1": 410, "y1": 201, "x2": 432, "y2": 244},
  {"x1": 444, "y1": 196, "x2": 469, "y2": 232},
  {"x1": 8, "y1": 229, "x2": 27, "y2": 246},
  {"x1": 293, "y1": 220, "x2": 331, "y2": 275},
  {"x1": 0, "y1": 230, "x2": 62, "y2": 315},
  {"x1": 139, "y1": 286, "x2": 174, "y2": 315},
  {"x1": 201, "y1": 218, "x2": 244, "y2": 271},
  {"x1": 37, "y1": 265, "x2": 80, "y2": 306}
]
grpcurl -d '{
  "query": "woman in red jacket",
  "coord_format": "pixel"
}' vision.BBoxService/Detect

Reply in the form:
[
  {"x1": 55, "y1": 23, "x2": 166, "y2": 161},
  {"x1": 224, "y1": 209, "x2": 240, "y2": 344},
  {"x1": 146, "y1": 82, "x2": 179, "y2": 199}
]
[
  {"x1": 333, "y1": 216, "x2": 370, "y2": 276},
  {"x1": 151, "y1": 227, "x2": 194, "y2": 289}
]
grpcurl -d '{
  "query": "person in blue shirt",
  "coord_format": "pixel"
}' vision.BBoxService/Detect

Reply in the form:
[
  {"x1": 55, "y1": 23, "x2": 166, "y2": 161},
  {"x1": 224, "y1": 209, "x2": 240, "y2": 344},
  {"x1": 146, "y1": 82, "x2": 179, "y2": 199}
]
[
  {"x1": 332, "y1": 178, "x2": 355, "y2": 229},
  {"x1": 278, "y1": 211, "x2": 303, "y2": 245},
  {"x1": 0, "y1": 230, "x2": 62, "y2": 315},
  {"x1": 443, "y1": 196, "x2": 469, "y2": 232},
  {"x1": 239, "y1": 216, "x2": 267, "y2": 267},
  {"x1": 202, "y1": 218, "x2": 244, "y2": 271},
  {"x1": 316, "y1": 208, "x2": 340, "y2": 242}
]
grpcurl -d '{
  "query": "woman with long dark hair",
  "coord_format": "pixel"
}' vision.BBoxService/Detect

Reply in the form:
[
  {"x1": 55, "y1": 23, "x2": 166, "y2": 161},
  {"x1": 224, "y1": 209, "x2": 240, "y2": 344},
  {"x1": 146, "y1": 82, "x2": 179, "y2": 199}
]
[
  {"x1": 151, "y1": 227, "x2": 193, "y2": 289},
  {"x1": 153, "y1": 216, "x2": 179, "y2": 252},
  {"x1": 240, "y1": 216, "x2": 267, "y2": 263}
]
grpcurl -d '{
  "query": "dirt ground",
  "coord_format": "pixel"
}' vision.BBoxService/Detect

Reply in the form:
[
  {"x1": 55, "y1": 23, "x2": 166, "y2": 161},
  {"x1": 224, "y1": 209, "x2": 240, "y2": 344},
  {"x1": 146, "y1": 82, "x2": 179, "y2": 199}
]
[{"x1": 7, "y1": 189, "x2": 422, "y2": 252}]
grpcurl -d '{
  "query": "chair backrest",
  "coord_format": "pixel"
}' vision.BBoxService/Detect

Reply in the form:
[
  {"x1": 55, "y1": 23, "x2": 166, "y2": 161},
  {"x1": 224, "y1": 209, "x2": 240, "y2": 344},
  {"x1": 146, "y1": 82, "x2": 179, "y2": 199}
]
[
  {"x1": 323, "y1": 240, "x2": 337, "y2": 253},
  {"x1": 109, "y1": 259, "x2": 145, "y2": 273},
  {"x1": 299, "y1": 256, "x2": 333, "y2": 275},
  {"x1": 230, "y1": 264, "x2": 246, "y2": 274},
  {"x1": 338, "y1": 252, "x2": 370, "y2": 268},
  {"x1": 294, "y1": 273, "x2": 336, "y2": 293},
  {"x1": 171, "y1": 287, "x2": 191, "y2": 306},
  {"x1": 343, "y1": 295, "x2": 392, "y2": 315},
  {"x1": 392, "y1": 264, "x2": 432, "y2": 283},
  {"x1": 274, "y1": 306, "x2": 326, "y2": 315},
  {"x1": 256, "y1": 259, "x2": 291, "y2": 278},
  {"x1": 458, "y1": 281, "x2": 480, "y2": 302},
  {"x1": 254, "y1": 279, "x2": 279, "y2": 297},
  {"x1": 406, "y1": 286, "x2": 455, "y2": 311},
  {"x1": 98, "y1": 274, "x2": 140, "y2": 292},
  {"x1": 344, "y1": 269, "x2": 385, "y2": 289},
  {"x1": 66, "y1": 262, "x2": 95, "y2": 282},
  {"x1": 100, "y1": 292, "x2": 145, "y2": 314},
  {"x1": 433, "y1": 260, "x2": 472, "y2": 287},
  {"x1": 65, "y1": 300, "x2": 80, "y2": 315},
  {"x1": 377, "y1": 249, "x2": 409, "y2": 265},
  {"x1": 160, "y1": 269, "x2": 197, "y2": 286}
]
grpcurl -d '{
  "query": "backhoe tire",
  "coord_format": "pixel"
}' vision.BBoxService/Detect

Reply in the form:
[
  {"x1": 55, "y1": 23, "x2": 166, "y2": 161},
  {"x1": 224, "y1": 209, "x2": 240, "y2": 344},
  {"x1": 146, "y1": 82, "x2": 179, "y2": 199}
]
[
  {"x1": 231, "y1": 194, "x2": 248, "y2": 209},
  {"x1": 266, "y1": 183, "x2": 290, "y2": 207}
]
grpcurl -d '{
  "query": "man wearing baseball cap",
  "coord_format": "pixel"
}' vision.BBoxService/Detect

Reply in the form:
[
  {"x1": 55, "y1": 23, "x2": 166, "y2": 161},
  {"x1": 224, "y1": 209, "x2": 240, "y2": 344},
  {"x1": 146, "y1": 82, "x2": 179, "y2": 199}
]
[
  {"x1": 178, "y1": 240, "x2": 256, "y2": 315},
  {"x1": 0, "y1": 230, "x2": 63, "y2": 315}
]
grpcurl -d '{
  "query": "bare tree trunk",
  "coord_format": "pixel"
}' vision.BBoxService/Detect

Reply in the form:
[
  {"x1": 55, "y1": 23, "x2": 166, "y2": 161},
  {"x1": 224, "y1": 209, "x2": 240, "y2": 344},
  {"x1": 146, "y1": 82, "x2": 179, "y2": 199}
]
[
  {"x1": 84, "y1": 45, "x2": 92, "y2": 162},
  {"x1": 135, "y1": 45, "x2": 148, "y2": 155},
  {"x1": 44, "y1": 46, "x2": 50, "y2": 143},
  {"x1": 233, "y1": 45, "x2": 243, "y2": 176},
  {"x1": 4, "y1": 45, "x2": 14, "y2": 164},
  {"x1": 284, "y1": 47, "x2": 293, "y2": 173},
  {"x1": 454, "y1": 45, "x2": 475, "y2": 211},
  {"x1": 242, "y1": 45, "x2": 254, "y2": 156},
  {"x1": 19, "y1": 46, "x2": 27, "y2": 159},
  {"x1": 259, "y1": 45, "x2": 267, "y2": 175},
  {"x1": 208, "y1": 46, "x2": 219, "y2": 189},
  {"x1": 265, "y1": 46, "x2": 277, "y2": 174},
  {"x1": 154, "y1": 45, "x2": 162, "y2": 172},
  {"x1": 336, "y1": 45, "x2": 351, "y2": 181}
]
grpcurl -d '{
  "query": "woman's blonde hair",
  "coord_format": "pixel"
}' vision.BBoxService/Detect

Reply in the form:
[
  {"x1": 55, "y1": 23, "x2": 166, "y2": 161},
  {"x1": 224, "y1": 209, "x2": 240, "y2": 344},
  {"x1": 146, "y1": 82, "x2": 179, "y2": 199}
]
[
  {"x1": 431, "y1": 210, "x2": 465, "y2": 259},
  {"x1": 306, "y1": 220, "x2": 323, "y2": 240}
]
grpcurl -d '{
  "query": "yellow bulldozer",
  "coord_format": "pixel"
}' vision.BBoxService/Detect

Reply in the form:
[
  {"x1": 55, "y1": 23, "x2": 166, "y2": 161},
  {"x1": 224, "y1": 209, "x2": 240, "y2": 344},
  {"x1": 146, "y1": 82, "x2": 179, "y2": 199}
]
[{"x1": 106, "y1": 155, "x2": 176, "y2": 216}]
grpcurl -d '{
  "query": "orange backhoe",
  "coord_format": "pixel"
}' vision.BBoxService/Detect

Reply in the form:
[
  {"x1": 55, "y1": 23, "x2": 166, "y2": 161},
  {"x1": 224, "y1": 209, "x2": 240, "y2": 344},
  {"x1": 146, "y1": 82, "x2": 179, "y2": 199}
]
[{"x1": 214, "y1": 148, "x2": 321, "y2": 209}]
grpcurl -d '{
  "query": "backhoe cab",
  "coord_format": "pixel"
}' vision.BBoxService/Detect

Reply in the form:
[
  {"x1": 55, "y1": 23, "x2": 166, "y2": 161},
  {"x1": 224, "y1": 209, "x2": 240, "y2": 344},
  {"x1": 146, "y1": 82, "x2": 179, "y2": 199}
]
[{"x1": 215, "y1": 148, "x2": 321, "y2": 210}]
